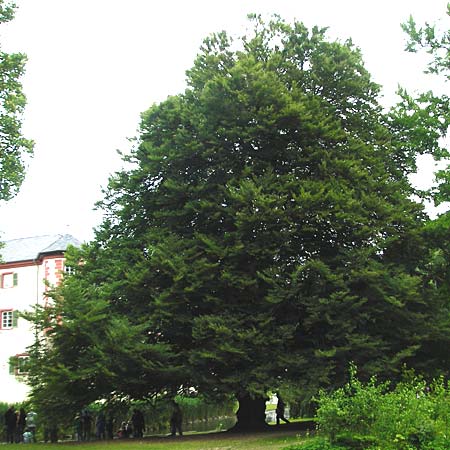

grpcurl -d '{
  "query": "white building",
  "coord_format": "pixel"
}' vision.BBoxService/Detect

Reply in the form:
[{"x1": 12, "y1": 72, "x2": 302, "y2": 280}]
[{"x1": 0, "y1": 234, "x2": 80, "y2": 404}]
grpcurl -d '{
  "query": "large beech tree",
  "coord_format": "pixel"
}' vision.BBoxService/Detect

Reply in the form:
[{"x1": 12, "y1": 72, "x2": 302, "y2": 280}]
[{"x1": 27, "y1": 16, "x2": 448, "y2": 431}]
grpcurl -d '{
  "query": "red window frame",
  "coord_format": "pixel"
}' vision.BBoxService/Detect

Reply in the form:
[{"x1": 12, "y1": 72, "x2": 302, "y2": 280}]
[
  {"x1": 1, "y1": 272, "x2": 18, "y2": 288},
  {"x1": 0, "y1": 309, "x2": 14, "y2": 329},
  {"x1": 16, "y1": 353, "x2": 29, "y2": 375},
  {"x1": 9, "y1": 353, "x2": 29, "y2": 376}
]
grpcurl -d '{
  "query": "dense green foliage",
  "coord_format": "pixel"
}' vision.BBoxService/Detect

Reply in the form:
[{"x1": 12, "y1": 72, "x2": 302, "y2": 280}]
[
  {"x1": 0, "y1": 0, "x2": 33, "y2": 202},
  {"x1": 312, "y1": 367, "x2": 450, "y2": 450},
  {"x1": 24, "y1": 260, "x2": 184, "y2": 425},
  {"x1": 0, "y1": 401, "x2": 10, "y2": 441},
  {"x1": 25, "y1": 14, "x2": 449, "y2": 431},
  {"x1": 411, "y1": 213, "x2": 450, "y2": 377}
]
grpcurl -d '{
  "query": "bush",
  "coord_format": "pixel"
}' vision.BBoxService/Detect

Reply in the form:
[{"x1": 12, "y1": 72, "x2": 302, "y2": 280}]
[
  {"x1": 315, "y1": 367, "x2": 450, "y2": 450},
  {"x1": 316, "y1": 364, "x2": 389, "y2": 441}
]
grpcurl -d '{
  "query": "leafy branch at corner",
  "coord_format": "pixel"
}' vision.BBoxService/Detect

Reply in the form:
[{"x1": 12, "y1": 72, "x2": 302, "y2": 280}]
[
  {"x1": 0, "y1": 0, "x2": 33, "y2": 202},
  {"x1": 402, "y1": 3, "x2": 449, "y2": 79},
  {"x1": 401, "y1": 4, "x2": 450, "y2": 204}
]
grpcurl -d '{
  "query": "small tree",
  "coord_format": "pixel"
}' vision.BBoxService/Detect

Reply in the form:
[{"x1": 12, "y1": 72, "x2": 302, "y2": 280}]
[{"x1": 0, "y1": 0, "x2": 33, "y2": 203}]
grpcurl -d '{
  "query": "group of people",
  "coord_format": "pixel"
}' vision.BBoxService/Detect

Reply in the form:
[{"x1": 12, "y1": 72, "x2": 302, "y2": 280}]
[
  {"x1": 3, "y1": 406, "x2": 37, "y2": 444},
  {"x1": 74, "y1": 409, "x2": 115, "y2": 441},
  {"x1": 5, "y1": 397, "x2": 287, "y2": 442},
  {"x1": 3, "y1": 400, "x2": 189, "y2": 442},
  {"x1": 74, "y1": 406, "x2": 157, "y2": 441},
  {"x1": 115, "y1": 404, "x2": 182, "y2": 439}
]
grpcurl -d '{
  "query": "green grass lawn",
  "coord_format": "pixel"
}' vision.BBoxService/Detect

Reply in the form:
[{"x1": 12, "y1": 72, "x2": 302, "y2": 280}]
[{"x1": 0, "y1": 427, "x2": 308, "y2": 450}]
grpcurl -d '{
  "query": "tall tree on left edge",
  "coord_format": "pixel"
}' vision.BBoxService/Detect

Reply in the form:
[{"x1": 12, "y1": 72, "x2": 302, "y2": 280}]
[{"x1": 0, "y1": 0, "x2": 33, "y2": 204}]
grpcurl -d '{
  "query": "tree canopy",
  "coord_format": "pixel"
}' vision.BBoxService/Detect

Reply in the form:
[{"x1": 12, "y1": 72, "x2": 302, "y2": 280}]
[
  {"x1": 0, "y1": 0, "x2": 33, "y2": 202},
  {"x1": 401, "y1": 4, "x2": 449, "y2": 203},
  {"x1": 398, "y1": 3, "x2": 450, "y2": 381},
  {"x1": 26, "y1": 15, "x2": 450, "y2": 431},
  {"x1": 402, "y1": 3, "x2": 449, "y2": 80}
]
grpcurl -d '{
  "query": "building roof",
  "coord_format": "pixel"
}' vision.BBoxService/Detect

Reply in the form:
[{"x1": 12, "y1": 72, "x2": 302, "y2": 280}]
[{"x1": 0, "y1": 234, "x2": 82, "y2": 264}]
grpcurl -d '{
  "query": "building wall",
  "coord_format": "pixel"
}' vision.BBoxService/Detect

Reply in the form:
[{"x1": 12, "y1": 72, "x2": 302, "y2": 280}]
[{"x1": 0, "y1": 256, "x2": 65, "y2": 404}]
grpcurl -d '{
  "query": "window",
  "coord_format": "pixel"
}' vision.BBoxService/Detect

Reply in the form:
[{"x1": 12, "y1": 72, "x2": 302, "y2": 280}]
[
  {"x1": 9, "y1": 354, "x2": 29, "y2": 376},
  {"x1": 0, "y1": 310, "x2": 18, "y2": 329},
  {"x1": 64, "y1": 265, "x2": 75, "y2": 276},
  {"x1": 1, "y1": 272, "x2": 18, "y2": 288},
  {"x1": 16, "y1": 354, "x2": 29, "y2": 375},
  {"x1": 2, "y1": 310, "x2": 13, "y2": 329}
]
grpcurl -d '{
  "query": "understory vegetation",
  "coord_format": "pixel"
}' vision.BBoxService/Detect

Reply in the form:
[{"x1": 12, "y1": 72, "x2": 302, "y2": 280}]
[{"x1": 284, "y1": 367, "x2": 450, "y2": 450}]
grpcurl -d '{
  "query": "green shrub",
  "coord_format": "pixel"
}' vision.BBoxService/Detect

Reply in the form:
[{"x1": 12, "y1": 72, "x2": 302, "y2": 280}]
[
  {"x1": 316, "y1": 364, "x2": 389, "y2": 441},
  {"x1": 315, "y1": 367, "x2": 450, "y2": 450}
]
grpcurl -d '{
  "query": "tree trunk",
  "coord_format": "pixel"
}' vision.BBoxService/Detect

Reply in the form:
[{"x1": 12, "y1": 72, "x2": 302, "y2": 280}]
[{"x1": 229, "y1": 392, "x2": 269, "y2": 432}]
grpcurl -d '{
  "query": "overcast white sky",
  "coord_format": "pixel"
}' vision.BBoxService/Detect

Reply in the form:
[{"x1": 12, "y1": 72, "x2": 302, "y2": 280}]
[{"x1": 0, "y1": 0, "x2": 448, "y2": 243}]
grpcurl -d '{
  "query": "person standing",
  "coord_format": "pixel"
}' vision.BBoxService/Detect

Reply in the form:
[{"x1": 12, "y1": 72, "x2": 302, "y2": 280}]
[
  {"x1": 16, "y1": 408, "x2": 26, "y2": 443},
  {"x1": 4, "y1": 406, "x2": 17, "y2": 443},
  {"x1": 276, "y1": 394, "x2": 290, "y2": 425},
  {"x1": 25, "y1": 410, "x2": 37, "y2": 442},
  {"x1": 96, "y1": 411, "x2": 106, "y2": 440},
  {"x1": 106, "y1": 412, "x2": 114, "y2": 440},
  {"x1": 73, "y1": 413, "x2": 82, "y2": 441},
  {"x1": 131, "y1": 409, "x2": 145, "y2": 438},
  {"x1": 81, "y1": 409, "x2": 92, "y2": 441},
  {"x1": 170, "y1": 401, "x2": 183, "y2": 436}
]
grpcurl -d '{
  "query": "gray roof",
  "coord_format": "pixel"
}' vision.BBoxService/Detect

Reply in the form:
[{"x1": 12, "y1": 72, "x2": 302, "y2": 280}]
[{"x1": 0, "y1": 234, "x2": 81, "y2": 264}]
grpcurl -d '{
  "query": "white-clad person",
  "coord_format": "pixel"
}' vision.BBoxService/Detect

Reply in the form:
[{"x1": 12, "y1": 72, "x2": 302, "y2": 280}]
[{"x1": 25, "y1": 410, "x2": 37, "y2": 442}]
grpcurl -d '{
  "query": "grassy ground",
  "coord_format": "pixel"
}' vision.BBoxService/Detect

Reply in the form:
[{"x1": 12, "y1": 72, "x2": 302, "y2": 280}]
[{"x1": 0, "y1": 424, "x2": 310, "y2": 450}]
